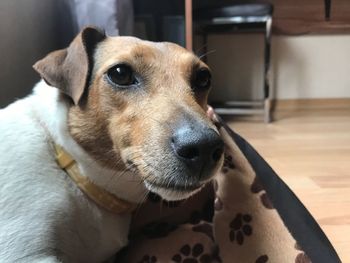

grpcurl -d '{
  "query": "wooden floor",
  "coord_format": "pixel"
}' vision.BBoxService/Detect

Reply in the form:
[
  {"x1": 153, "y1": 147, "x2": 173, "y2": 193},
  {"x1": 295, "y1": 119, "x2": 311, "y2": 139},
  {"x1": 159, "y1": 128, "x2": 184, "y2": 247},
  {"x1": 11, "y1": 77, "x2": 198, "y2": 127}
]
[{"x1": 226, "y1": 109, "x2": 350, "y2": 263}]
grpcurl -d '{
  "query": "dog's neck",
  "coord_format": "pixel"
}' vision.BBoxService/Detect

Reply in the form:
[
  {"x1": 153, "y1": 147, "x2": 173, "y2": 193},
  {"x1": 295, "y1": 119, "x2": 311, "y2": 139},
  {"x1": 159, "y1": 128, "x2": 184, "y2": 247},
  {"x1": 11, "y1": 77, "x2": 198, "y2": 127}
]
[{"x1": 31, "y1": 80, "x2": 148, "y2": 204}]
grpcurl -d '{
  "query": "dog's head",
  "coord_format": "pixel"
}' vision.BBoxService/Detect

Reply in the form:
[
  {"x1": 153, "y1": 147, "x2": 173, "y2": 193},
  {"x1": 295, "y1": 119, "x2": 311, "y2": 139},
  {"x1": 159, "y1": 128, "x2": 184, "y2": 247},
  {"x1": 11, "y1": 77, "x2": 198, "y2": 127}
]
[{"x1": 34, "y1": 27, "x2": 224, "y2": 201}]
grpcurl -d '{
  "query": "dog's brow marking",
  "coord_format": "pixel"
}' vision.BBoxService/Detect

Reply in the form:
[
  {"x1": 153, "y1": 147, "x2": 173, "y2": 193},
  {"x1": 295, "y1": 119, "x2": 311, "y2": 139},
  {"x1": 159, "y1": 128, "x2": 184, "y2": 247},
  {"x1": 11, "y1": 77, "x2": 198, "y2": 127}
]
[{"x1": 131, "y1": 45, "x2": 157, "y2": 64}]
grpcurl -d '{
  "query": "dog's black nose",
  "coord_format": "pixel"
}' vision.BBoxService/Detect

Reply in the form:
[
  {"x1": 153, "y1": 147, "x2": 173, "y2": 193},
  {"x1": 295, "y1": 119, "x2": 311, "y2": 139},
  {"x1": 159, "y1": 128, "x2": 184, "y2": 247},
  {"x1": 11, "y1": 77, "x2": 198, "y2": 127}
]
[{"x1": 171, "y1": 126, "x2": 224, "y2": 172}]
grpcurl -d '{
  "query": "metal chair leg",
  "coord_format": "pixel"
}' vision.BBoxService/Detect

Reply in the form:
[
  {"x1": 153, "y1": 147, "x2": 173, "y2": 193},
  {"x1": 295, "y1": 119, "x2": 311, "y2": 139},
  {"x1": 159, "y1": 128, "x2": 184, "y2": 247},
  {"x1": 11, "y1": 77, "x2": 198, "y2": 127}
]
[
  {"x1": 263, "y1": 16, "x2": 272, "y2": 123},
  {"x1": 264, "y1": 98, "x2": 271, "y2": 123}
]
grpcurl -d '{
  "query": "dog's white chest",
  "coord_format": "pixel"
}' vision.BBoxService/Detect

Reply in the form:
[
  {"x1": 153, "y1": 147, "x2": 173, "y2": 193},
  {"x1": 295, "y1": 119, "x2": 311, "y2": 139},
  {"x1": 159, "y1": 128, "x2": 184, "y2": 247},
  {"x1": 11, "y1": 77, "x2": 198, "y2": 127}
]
[
  {"x1": 0, "y1": 88, "x2": 135, "y2": 262},
  {"x1": 57, "y1": 198, "x2": 131, "y2": 262}
]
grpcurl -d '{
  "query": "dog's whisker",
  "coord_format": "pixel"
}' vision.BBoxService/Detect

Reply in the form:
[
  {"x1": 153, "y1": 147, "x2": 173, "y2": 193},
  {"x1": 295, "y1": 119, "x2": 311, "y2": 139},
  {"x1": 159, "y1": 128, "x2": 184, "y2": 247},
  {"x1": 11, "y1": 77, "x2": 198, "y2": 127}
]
[
  {"x1": 194, "y1": 43, "x2": 210, "y2": 56},
  {"x1": 198, "y1": 49, "x2": 216, "y2": 60},
  {"x1": 102, "y1": 162, "x2": 127, "y2": 186},
  {"x1": 133, "y1": 190, "x2": 150, "y2": 216}
]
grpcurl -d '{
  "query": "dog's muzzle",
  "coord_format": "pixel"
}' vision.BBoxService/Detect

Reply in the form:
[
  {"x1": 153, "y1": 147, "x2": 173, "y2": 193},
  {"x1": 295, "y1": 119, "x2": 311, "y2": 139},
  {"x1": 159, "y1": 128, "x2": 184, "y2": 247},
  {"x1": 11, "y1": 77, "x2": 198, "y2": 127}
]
[{"x1": 138, "y1": 116, "x2": 225, "y2": 201}]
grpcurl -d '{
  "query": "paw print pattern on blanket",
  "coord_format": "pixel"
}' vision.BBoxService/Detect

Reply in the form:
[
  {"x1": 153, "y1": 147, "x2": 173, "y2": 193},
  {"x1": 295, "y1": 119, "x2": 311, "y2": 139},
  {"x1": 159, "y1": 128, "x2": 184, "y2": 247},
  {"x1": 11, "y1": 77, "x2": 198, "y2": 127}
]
[
  {"x1": 229, "y1": 213, "x2": 253, "y2": 245},
  {"x1": 255, "y1": 255, "x2": 269, "y2": 263},
  {"x1": 172, "y1": 243, "x2": 212, "y2": 263},
  {"x1": 251, "y1": 176, "x2": 274, "y2": 209},
  {"x1": 222, "y1": 154, "x2": 235, "y2": 174}
]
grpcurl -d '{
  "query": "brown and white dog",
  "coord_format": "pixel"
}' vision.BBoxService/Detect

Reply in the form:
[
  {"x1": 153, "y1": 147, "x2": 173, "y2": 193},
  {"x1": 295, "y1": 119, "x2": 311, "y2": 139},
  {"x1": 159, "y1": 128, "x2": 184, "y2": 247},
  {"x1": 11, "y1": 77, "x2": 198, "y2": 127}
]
[{"x1": 0, "y1": 27, "x2": 224, "y2": 262}]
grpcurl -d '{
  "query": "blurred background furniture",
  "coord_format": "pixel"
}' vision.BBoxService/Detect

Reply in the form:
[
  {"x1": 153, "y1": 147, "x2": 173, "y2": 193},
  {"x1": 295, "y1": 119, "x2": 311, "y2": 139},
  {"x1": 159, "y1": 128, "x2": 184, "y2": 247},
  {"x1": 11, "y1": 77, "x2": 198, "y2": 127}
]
[
  {"x1": 194, "y1": 2, "x2": 273, "y2": 123},
  {"x1": 133, "y1": 0, "x2": 185, "y2": 46},
  {"x1": 2, "y1": 0, "x2": 350, "y2": 114}
]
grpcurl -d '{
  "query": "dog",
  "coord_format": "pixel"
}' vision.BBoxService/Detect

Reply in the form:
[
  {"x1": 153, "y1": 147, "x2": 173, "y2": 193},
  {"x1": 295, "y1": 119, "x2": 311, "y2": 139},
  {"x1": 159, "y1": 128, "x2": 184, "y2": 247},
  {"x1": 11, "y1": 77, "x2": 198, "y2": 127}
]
[{"x1": 0, "y1": 27, "x2": 224, "y2": 262}]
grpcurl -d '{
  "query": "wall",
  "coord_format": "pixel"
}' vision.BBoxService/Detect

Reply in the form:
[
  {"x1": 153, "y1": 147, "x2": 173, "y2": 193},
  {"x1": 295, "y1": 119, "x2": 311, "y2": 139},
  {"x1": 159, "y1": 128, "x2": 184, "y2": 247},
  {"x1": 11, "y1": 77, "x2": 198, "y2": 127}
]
[
  {"x1": 0, "y1": 0, "x2": 76, "y2": 108},
  {"x1": 205, "y1": 34, "x2": 350, "y2": 101}
]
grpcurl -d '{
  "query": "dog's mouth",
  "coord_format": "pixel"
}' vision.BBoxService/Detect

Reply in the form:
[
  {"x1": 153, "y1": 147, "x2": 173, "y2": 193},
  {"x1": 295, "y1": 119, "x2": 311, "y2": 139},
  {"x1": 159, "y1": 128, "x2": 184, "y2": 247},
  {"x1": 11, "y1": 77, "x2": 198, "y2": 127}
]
[
  {"x1": 124, "y1": 157, "x2": 208, "y2": 200},
  {"x1": 152, "y1": 181, "x2": 201, "y2": 191},
  {"x1": 143, "y1": 179, "x2": 206, "y2": 201},
  {"x1": 123, "y1": 154, "x2": 222, "y2": 201}
]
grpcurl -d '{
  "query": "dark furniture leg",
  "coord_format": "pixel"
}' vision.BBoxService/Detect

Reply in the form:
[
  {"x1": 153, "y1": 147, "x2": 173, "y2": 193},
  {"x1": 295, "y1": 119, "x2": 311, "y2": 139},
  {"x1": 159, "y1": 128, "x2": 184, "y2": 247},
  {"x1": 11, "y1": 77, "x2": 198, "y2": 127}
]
[{"x1": 264, "y1": 16, "x2": 272, "y2": 123}]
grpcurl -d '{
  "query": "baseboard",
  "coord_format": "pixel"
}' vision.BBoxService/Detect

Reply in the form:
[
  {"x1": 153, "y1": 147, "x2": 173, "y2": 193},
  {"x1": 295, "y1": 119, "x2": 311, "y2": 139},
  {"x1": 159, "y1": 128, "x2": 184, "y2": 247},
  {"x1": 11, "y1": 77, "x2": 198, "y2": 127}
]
[{"x1": 273, "y1": 98, "x2": 350, "y2": 112}]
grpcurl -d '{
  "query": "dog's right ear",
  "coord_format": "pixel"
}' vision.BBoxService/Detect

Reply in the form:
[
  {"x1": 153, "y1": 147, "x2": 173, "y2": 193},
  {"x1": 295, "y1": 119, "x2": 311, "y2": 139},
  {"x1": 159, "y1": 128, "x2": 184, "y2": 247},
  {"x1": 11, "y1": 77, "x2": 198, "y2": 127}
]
[{"x1": 33, "y1": 27, "x2": 106, "y2": 105}]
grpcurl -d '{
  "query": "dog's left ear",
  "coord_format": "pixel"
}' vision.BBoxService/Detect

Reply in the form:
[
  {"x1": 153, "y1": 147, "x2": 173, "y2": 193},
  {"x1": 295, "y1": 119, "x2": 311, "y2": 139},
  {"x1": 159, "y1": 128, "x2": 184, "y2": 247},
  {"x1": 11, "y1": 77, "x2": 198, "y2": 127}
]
[{"x1": 33, "y1": 27, "x2": 106, "y2": 105}]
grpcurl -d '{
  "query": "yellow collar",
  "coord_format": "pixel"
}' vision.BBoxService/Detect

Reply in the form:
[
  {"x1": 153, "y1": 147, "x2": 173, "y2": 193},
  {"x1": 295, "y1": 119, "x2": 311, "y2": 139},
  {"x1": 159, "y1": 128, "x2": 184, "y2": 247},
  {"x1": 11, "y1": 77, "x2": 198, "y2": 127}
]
[{"x1": 54, "y1": 144, "x2": 136, "y2": 214}]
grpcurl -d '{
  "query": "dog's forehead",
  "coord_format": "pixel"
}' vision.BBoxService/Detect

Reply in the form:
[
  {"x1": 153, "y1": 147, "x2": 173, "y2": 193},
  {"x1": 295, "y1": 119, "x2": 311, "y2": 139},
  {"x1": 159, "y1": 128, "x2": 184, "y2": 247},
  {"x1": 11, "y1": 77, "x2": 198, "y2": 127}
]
[{"x1": 94, "y1": 36, "x2": 203, "y2": 72}]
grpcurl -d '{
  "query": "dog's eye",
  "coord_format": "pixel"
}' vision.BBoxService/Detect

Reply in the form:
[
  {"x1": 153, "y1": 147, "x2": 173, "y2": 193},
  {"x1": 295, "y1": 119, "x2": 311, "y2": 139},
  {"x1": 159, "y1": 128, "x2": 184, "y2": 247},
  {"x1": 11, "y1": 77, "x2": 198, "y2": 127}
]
[
  {"x1": 193, "y1": 68, "x2": 211, "y2": 90},
  {"x1": 107, "y1": 64, "x2": 136, "y2": 86}
]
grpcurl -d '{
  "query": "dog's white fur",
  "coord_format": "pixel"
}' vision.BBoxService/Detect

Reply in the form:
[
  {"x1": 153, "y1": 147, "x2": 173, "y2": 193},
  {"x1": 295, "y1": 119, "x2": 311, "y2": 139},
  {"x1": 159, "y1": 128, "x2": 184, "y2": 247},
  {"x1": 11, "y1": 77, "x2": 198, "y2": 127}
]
[{"x1": 0, "y1": 80, "x2": 148, "y2": 262}]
